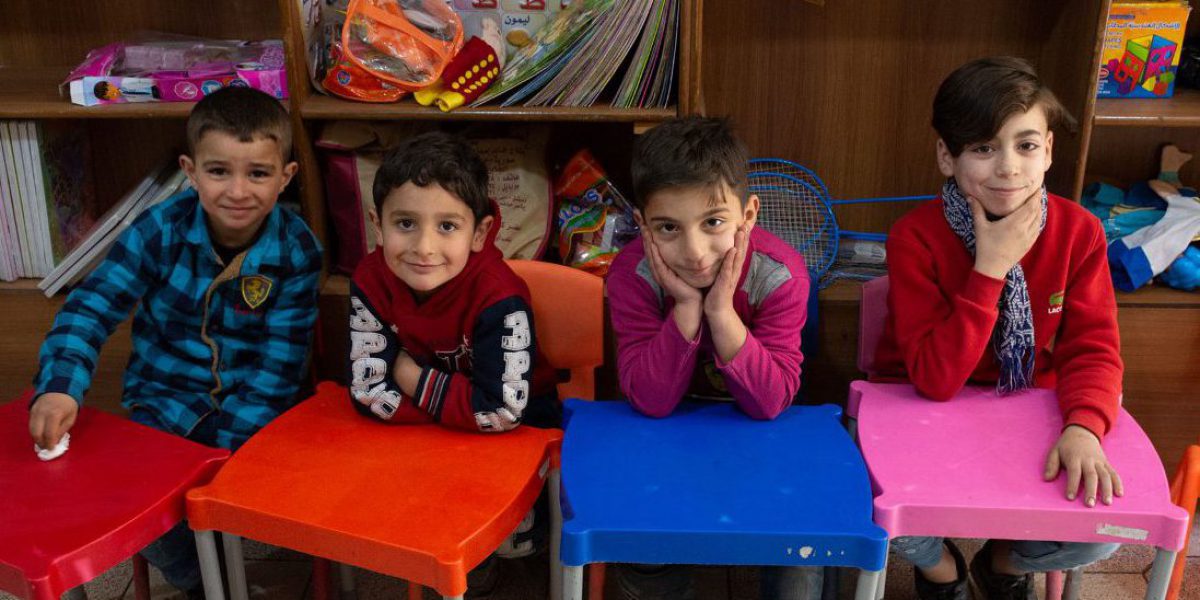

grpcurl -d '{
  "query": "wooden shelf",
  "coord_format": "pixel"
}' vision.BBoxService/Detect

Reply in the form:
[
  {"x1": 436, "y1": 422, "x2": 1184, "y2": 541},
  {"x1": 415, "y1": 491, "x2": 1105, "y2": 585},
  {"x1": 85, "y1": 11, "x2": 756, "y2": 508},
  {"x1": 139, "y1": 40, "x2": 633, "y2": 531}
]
[
  {"x1": 301, "y1": 95, "x2": 677, "y2": 123},
  {"x1": 0, "y1": 278, "x2": 48, "y2": 293},
  {"x1": 1094, "y1": 88, "x2": 1200, "y2": 128},
  {"x1": 1115, "y1": 284, "x2": 1200, "y2": 308},
  {"x1": 0, "y1": 67, "x2": 194, "y2": 119}
]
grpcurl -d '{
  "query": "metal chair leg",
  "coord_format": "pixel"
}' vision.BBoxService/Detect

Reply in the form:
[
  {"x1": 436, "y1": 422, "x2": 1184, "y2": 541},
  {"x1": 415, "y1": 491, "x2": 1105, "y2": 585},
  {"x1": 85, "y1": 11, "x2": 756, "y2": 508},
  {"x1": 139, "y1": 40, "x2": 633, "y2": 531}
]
[
  {"x1": 337, "y1": 562, "x2": 357, "y2": 600},
  {"x1": 855, "y1": 569, "x2": 883, "y2": 600},
  {"x1": 549, "y1": 468, "x2": 563, "y2": 600},
  {"x1": 1063, "y1": 566, "x2": 1084, "y2": 600},
  {"x1": 132, "y1": 553, "x2": 151, "y2": 600},
  {"x1": 195, "y1": 530, "x2": 227, "y2": 600},
  {"x1": 875, "y1": 540, "x2": 889, "y2": 599},
  {"x1": 222, "y1": 534, "x2": 249, "y2": 600},
  {"x1": 564, "y1": 565, "x2": 585, "y2": 600},
  {"x1": 1146, "y1": 549, "x2": 1179, "y2": 600}
]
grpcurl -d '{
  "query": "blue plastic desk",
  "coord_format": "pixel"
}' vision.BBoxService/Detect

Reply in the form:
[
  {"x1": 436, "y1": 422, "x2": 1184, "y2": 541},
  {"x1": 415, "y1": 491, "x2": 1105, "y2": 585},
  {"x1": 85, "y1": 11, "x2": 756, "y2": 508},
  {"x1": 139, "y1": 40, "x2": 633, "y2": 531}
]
[{"x1": 559, "y1": 399, "x2": 887, "y2": 600}]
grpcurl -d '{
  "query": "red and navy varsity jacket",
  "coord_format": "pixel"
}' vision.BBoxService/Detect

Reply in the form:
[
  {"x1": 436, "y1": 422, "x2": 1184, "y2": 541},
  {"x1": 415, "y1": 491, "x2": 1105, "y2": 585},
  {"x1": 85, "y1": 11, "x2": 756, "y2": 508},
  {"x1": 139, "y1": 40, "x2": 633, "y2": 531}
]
[{"x1": 347, "y1": 224, "x2": 559, "y2": 432}]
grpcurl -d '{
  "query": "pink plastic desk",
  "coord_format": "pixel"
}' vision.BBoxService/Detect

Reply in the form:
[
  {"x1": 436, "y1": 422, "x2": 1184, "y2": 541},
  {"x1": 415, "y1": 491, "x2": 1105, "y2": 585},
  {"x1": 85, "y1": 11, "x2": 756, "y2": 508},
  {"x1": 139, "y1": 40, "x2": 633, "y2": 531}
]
[
  {"x1": 849, "y1": 381, "x2": 1189, "y2": 600},
  {"x1": 0, "y1": 392, "x2": 229, "y2": 600}
]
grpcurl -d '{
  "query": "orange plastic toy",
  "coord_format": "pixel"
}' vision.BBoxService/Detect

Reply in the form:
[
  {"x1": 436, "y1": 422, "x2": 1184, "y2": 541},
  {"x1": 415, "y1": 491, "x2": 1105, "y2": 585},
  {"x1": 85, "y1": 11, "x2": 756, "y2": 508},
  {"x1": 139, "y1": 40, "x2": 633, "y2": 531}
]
[
  {"x1": 187, "y1": 261, "x2": 603, "y2": 600},
  {"x1": 1168, "y1": 440, "x2": 1199, "y2": 600},
  {"x1": 0, "y1": 391, "x2": 228, "y2": 600}
]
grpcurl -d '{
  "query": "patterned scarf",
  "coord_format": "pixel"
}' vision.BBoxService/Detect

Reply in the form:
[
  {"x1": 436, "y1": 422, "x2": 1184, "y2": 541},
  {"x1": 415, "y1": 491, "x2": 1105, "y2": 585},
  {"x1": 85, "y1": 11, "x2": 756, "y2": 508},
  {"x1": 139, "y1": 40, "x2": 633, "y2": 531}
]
[{"x1": 941, "y1": 178, "x2": 1046, "y2": 394}]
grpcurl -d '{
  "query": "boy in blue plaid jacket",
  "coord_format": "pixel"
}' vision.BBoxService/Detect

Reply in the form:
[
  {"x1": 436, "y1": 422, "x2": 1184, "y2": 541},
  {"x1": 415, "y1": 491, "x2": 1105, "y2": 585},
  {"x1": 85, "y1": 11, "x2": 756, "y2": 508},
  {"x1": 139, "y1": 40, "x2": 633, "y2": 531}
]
[{"x1": 28, "y1": 87, "x2": 322, "y2": 598}]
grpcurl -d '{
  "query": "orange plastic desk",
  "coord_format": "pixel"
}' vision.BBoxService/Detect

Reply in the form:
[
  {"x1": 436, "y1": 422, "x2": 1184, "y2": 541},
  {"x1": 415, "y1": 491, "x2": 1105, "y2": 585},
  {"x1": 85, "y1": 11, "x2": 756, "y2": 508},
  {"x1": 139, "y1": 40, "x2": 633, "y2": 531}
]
[{"x1": 187, "y1": 381, "x2": 562, "y2": 598}]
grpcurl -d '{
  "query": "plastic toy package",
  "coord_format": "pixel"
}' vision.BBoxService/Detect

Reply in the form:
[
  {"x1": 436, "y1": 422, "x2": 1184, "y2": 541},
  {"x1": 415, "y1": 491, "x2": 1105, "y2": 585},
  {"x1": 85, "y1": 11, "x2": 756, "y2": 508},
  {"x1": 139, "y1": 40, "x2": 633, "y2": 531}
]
[
  {"x1": 553, "y1": 149, "x2": 638, "y2": 276},
  {"x1": 64, "y1": 35, "x2": 287, "y2": 106}
]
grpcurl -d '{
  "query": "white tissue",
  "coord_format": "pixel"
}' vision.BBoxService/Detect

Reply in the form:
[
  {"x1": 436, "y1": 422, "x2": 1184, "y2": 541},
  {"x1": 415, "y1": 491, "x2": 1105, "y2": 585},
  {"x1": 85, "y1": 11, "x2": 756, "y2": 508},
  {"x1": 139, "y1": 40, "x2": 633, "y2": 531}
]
[{"x1": 35, "y1": 433, "x2": 70, "y2": 461}]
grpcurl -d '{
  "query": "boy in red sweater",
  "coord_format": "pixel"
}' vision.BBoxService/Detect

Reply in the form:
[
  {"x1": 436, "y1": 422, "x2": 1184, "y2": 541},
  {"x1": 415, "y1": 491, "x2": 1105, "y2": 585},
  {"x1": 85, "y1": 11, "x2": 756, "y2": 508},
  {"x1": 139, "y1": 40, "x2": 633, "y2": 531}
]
[
  {"x1": 874, "y1": 57, "x2": 1122, "y2": 600},
  {"x1": 347, "y1": 130, "x2": 559, "y2": 596}
]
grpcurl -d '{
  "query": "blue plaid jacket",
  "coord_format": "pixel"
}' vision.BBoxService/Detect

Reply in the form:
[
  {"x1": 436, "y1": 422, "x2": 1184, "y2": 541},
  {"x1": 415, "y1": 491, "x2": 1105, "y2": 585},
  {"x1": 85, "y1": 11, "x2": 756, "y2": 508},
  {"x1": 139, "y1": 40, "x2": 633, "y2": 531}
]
[{"x1": 34, "y1": 189, "x2": 322, "y2": 449}]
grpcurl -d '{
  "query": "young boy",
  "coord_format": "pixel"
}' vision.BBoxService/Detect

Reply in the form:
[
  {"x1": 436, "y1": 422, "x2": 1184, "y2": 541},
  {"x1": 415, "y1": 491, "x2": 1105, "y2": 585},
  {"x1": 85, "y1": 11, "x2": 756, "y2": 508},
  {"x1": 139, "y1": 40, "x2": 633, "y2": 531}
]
[
  {"x1": 347, "y1": 130, "x2": 559, "y2": 595},
  {"x1": 874, "y1": 56, "x2": 1123, "y2": 600},
  {"x1": 28, "y1": 87, "x2": 322, "y2": 597},
  {"x1": 606, "y1": 117, "x2": 818, "y2": 600}
]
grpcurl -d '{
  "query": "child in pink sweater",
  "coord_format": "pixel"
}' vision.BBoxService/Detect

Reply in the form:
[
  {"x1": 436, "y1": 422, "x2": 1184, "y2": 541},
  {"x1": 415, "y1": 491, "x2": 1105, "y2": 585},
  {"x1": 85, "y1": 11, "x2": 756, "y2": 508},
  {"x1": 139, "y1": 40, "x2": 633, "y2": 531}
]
[{"x1": 605, "y1": 116, "x2": 816, "y2": 600}]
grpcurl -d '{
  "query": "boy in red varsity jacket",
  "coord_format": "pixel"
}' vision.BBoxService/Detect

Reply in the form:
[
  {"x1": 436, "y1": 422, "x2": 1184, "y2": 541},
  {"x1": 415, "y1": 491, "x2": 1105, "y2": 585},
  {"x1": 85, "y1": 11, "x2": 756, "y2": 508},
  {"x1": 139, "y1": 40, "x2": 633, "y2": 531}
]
[
  {"x1": 348, "y1": 130, "x2": 558, "y2": 431},
  {"x1": 347, "y1": 131, "x2": 559, "y2": 594},
  {"x1": 874, "y1": 57, "x2": 1121, "y2": 600}
]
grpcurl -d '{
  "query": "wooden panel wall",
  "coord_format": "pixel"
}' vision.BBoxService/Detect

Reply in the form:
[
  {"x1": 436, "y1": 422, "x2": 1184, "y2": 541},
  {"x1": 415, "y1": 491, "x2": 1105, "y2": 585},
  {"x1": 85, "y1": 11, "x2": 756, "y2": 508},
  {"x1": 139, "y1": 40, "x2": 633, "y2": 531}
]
[
  {"x1": 699, "y1": 0, "x2": 1101, "y2": 236},
  {"x1": 0, "y1": 285, "x2": 131, "y2": 415}
]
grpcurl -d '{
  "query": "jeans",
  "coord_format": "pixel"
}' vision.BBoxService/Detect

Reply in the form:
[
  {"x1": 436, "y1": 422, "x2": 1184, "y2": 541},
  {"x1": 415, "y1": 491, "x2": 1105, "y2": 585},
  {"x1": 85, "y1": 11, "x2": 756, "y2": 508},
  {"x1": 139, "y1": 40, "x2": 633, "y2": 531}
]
[
  {"x1": 890, "y1": 536, "x2": 1120, "y2": 572},
  {"x1": 130, "y1": 408, "x2": 225, "y2": 592}
]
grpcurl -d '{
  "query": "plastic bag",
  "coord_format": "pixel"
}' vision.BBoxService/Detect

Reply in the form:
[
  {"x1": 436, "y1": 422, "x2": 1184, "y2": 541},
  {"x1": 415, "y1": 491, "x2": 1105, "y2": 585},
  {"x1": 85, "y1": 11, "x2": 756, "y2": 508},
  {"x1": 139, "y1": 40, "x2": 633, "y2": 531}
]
[
  {"x1": 342, "y1": 0, "x2": 463, "y2": 91},
  {"x1": 553, "y1": 150, "x2": 638, "y2": 276}
]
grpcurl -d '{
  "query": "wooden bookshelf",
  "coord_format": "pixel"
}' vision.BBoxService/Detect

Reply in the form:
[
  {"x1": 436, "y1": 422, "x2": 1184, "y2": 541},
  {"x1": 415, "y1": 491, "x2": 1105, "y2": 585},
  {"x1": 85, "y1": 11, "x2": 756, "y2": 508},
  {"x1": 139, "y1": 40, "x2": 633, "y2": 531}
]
[
  {"x1": 301, "y1": 95, "x2": 677, "y2": 123},
  {"x1": 1094, "y1": 88, "x2": 1200, "y2": 128},
  {"x1": 0, "y1": 67, "x2": 193, "y2": 119}
]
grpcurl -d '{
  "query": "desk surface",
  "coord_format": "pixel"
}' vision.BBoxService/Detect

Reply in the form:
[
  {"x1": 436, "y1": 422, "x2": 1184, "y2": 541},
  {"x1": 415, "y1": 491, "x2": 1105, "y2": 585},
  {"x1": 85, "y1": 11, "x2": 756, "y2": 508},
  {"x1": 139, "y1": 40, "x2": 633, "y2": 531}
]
[
  {"x1": 560, "y1": 399, "x2": 887, "y2": 570},
  {"x1": 0, "y1": 395, "x2": 228, "y2": 600},
  {"x1": 852, "y1": 381, "x2": 1189, "y2": 549}
]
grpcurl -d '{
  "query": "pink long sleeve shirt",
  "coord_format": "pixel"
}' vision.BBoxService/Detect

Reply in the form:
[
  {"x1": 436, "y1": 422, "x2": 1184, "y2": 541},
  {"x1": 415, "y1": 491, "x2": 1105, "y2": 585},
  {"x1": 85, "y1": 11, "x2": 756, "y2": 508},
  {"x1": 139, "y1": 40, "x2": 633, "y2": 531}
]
[{"x1": 607, "y1": 227, "x2": 810, "y2": 420}]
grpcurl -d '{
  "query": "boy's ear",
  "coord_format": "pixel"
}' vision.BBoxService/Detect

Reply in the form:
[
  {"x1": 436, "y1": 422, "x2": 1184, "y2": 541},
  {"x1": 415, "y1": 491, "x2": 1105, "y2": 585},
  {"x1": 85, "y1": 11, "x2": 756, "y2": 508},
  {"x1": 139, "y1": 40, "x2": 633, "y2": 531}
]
[
  {"x1": 1043, "y1": 130, "x2": 1054, "y2": 172},
  {"x1": 179, "y1": 154, "x2": 197, "y2": 185},
  {"x1": 279, "y1": 161, "x2": 299, "y2": 191},
  {"x1": 471, "y1": 215, "x2": 495, "y2": 252},
  {"x1": 743, "y1": 194, "x2": 759, "y2": 228},
  {"x1": 368, "y1": 208, "x2": 383, "y2": 247},
  {"x1": 935, "y1": 139, "x2": 956, "y2": 178},
  {"x1": 633, "y1": 209, "x2": 646, "y2": 229}
]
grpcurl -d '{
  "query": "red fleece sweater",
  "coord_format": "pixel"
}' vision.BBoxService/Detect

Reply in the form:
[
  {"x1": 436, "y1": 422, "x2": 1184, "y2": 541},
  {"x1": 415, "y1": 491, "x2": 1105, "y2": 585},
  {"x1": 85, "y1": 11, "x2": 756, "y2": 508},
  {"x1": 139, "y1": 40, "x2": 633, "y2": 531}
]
[{"x1": 873, "y1": 194, "x2": 1123, "y2": 439}]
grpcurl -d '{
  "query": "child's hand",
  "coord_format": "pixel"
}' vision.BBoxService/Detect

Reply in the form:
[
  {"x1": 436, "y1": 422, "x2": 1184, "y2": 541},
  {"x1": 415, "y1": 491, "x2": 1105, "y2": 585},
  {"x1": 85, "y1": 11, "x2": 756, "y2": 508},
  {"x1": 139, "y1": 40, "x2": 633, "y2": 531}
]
[
  {"x1": 644, "y1": 231, "x2": 703, "y2": 340},
  {"x1": 971, "y1": 194, "x2": 1041, "y2": 280},
  {"x1": 29, "y1": 392, "x2": 79, "y2": 451},
  {"x1": 703, "y1": 225, "x2": 750, "y2": 319},
  {"x1": 643, "y1": 231, "x2": 702, "y2": 306},
  {"x1": 1043, "y1": 425, "x2": 1124, "y2": 507},
  {"x1": 393, "y1": 351, "x2": 423, "y2": 397}
]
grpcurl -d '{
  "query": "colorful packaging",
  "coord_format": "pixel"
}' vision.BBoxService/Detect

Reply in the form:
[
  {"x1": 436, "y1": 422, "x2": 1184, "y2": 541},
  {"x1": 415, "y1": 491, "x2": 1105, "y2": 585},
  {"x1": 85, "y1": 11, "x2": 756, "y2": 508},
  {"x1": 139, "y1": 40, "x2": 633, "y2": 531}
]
[
  {"x1": 1098, "y1": 1, "x2": 1192, "y2": 98},
  {"x1": 64, "y1": 37, "x2": 287, "y2": 106},
  {"x1": 553, "y1": 149, "x2": 638, "y2": 276},
  {"x1": 451, "y1": 0, "x2": 569, "y2": 63}
]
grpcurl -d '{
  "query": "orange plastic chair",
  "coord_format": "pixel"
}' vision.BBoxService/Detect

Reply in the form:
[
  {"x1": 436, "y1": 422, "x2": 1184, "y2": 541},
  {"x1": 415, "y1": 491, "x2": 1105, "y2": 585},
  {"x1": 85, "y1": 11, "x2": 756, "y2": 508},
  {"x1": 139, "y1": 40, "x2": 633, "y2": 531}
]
[
  {"x1": 1168, "y1": 441, "x2": 1200, "y2": 600},
  {"x1": 0, "y1": 391, "x2": 228, "y2": 600},
  {"x1": 186, "y1": 260, "x2": 603, "y2": 600}
]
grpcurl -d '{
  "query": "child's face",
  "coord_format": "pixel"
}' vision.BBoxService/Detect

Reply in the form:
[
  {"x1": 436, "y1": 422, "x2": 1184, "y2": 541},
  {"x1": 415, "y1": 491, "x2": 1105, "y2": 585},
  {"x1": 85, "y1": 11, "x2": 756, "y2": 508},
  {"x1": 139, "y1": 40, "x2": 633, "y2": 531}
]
[
  {"x1": 637, "y1": 184, "x2": 758, "y2": 289},
  {"x1": 180, "y1": 131, "x2": 297, "y2": 248},
  {"x1": 936, "y1": 104, "x2": 1054, "y2": 218},
  {"x1": 370, "y1": 182, "x2": 493, "y2": 298}
]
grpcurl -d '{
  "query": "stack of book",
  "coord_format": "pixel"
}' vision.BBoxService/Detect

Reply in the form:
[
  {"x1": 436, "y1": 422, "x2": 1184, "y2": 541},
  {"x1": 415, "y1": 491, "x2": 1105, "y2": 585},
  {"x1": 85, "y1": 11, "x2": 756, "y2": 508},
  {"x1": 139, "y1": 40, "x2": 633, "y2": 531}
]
[
  {"x1": 0, "y1": 121, "x2": 95, "y2": 282},
  {"x1": 37, "y1": 162, "x2": 189, "y2": 297},
  {"x1": 472, "y1": 0, "x2": 678, "y2": 109}
]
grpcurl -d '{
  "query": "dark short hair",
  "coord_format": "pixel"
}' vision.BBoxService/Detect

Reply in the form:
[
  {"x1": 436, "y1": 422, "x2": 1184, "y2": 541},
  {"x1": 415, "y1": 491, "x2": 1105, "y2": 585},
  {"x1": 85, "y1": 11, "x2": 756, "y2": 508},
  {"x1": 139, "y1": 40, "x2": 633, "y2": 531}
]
[
  {"x1": 186, "y1": 87, "x2": 293, "y2": 161},
  {"x1": 372, "y1": 131, "x2": 491, "y2": 222},
  {"x1": 631, "y1": 116, "x2": 750, "y2": 210},
  {"x1": 933, "y1": 56, "x2": 1077, "y2": 157}
]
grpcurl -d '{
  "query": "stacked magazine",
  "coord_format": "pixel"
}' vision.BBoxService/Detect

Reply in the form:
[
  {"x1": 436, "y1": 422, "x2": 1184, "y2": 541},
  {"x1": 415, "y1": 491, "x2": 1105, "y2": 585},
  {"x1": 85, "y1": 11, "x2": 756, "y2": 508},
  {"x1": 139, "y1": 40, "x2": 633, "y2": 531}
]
[
  {"x1": 472, "y1": 0, "x2": 678, "y2": 109},
  {"x1": 37, "y1": 163, "x2": 189, "y2": 297}
]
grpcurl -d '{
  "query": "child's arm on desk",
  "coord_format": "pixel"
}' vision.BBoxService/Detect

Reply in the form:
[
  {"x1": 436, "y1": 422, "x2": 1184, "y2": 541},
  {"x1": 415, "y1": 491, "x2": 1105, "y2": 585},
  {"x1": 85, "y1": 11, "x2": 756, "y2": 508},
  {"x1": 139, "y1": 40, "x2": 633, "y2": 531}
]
[
  {"x1": 1044, "y1": 218, "x2": 1124, "y2": 506},
  {"x1": 392, "y1": 297, "x2": 538, "y2": 433},
  {"x1": 609, "y1": 233, "x2": 704, "y2": 418},
  {"x1": 705, "y1": 227, "x2": 805, "y2": 420},
  {"x1": 347, "y1": 284, "x2": 433, "y2": 424},
  {"x1": 31, "y1": 211, "x2": 158, "y2": 449}
]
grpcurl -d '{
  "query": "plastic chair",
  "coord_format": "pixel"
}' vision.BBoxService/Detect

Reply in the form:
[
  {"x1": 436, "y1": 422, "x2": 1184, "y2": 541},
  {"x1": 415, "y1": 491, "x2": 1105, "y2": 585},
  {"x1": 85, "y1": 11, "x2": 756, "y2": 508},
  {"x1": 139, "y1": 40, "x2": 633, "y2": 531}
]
[
  {"x1": 1167, "y1": 440, "x2": 1200, "y2": 599},
  {"x1": 186, "y1": 260, "x2": 603, "y2": 600},
  {"x1": 851, "y1": 276, "x2": 1190, "y2": 600},
  {"x1": 0, "y1": 391, "x2": 228, "y2": 600}
]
